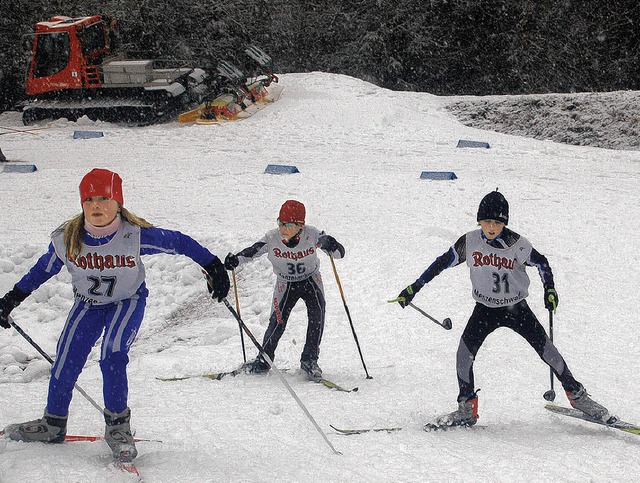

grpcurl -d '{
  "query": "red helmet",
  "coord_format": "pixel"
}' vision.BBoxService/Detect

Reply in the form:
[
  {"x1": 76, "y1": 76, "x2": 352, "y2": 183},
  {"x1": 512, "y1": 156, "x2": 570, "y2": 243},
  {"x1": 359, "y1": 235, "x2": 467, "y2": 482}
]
[
  {"x1": 79, "y1": 168, "x2": 124, "y2": 205},
  {"x1": 278, "y1": 200, "x2": 305, "y2": 224}
]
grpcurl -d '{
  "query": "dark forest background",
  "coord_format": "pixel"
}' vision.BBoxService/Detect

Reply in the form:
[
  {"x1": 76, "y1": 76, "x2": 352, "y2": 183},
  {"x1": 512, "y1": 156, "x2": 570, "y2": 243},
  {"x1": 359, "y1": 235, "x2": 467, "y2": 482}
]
[{"x1": 1, "y1": 0, "x2": 638, "y2": 111}]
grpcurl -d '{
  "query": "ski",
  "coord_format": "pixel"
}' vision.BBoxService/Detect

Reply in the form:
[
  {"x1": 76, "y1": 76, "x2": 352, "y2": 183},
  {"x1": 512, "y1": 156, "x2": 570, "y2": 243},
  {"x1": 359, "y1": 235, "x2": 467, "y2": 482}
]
[
  {"x1": 330, "y1": 424, "x2": 402, "y2": 435},
  {"x1": 156, "y1": 368, "x2": 245, "y2": 382},
  {"x1": 158, "y1": 366, "x2": 356, "y2": 392},
  {"x1": 113, "y1": 460, "x2": 142, "y2": 481},
  {"x1": 316, "y1": 378, "x2": 358, "y2": 393},
  {"x1": 66, "y1": 434, "x2": 161, "y2": 443},
  {"x1": 1, "y1": 430, "x2": 144, "y2": 480},
  {"x1": 0, "y1": 430, "x2": 161, "y2": 443},
  {"x1": 545, "y1": 404, "x2": 640, "y2": 435},
  {"x1": 423, "y1": 422, "x2": 485, "y2": 432}
]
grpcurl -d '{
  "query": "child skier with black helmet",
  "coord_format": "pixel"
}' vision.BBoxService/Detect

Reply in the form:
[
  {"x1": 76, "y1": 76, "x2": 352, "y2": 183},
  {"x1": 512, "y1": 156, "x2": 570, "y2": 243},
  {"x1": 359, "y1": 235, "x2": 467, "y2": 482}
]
[
  {"x1": 394, "y1": 190, "x2": 613, "y2": 429},
  {"x1": 0, "y1": 168, "x2": 230, "y2": 462},
  {"x1": 224, "y1": 200, "x2": 345, "y2": 380}
]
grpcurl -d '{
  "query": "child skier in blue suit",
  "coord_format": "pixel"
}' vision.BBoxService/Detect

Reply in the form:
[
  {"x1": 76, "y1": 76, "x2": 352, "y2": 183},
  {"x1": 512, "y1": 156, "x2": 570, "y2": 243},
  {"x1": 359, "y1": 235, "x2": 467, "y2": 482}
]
[{"x1": 0, "y1": 168, "x2": 229, "y2": 461}]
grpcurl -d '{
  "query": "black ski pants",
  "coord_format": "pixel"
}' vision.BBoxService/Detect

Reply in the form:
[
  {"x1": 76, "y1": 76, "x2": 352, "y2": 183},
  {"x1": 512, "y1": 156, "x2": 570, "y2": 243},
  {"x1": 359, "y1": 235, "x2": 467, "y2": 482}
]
[
  {"x1": 261, "y1": 272, "x2": 326, "y2": 364},
  {"x1": 456, "y1": 300, "x2": 581, "y2": 401}
]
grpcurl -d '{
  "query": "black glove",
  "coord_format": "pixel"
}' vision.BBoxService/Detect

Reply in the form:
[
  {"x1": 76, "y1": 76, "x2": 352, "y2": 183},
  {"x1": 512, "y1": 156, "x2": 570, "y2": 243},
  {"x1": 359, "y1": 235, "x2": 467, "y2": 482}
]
[
  {"x1": 0, "y1": 286, "x2": 30, "y2": 329},
  {"x1": 544, "y1": 286, "x2": 558, "y2": 312},
  {"x1": 203, "y1": 258, "x2": 230, "y2": 302},
  {"x1": 397, "y1": 282, "x2": 422, "y2": 308},
  {"x1": 224, "y1": 253, "x2": 239, "y2": 270},
  {"x1": 318, "y1": 235, "x2": 340, "y2": 253}
]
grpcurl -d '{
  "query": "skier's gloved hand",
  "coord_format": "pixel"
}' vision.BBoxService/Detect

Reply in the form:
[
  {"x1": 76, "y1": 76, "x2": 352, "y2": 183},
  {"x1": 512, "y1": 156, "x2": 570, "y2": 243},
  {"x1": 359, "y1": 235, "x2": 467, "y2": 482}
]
[
  {"x1": 0, "y1": 286, "x2": 30, "y2": 329},
  {"x1": 224, "y1": 253, "x2": 239, "y2": 270},
  {"x1": 318, "y1": 235, "x2": 345, "y2": 257},
  {"x1": 203, "y1": 258, "x2": 230, "y2": 302},
  {"x1": 397, "y1": 282, "x2": 422, "y2": 308},
  {"x1": 544, "y1": 286, "x2": 558, "y2": 312},
  {"x1": 318, "y1": 235, "x2": 339, "y2": 252}
]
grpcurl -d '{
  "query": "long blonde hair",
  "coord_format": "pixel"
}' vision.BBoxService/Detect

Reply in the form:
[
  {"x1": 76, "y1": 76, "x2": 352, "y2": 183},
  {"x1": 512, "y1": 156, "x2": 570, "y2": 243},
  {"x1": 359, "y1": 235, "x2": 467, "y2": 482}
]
[{"x1": 55, "y1": 207, "x2": 153, "y2": 260}]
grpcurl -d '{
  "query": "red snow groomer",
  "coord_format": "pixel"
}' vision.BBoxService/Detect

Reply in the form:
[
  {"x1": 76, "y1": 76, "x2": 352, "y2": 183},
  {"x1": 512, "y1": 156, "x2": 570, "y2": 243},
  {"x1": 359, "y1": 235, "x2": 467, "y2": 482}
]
[{"x1": 22, "y1": 15, "x2": 211, "y2": 125}]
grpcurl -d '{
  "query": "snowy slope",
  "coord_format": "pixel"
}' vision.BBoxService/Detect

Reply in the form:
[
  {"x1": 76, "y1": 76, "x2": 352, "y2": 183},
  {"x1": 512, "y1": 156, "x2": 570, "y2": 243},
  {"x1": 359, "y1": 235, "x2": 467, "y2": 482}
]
[{"x1": 0, "y1": 73, "x2": 639, "y2": 482}]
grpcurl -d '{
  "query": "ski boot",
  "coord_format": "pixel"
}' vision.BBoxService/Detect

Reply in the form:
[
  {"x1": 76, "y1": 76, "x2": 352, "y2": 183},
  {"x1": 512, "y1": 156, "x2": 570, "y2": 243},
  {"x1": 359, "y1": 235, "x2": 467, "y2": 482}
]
[
  {"x1": 300, "y1": 359, "x2": 322, "y2": 381},
  {"x1": 427, "y1": 393, "x2": 479, "y2": 430},
  {"x1": 104, "y1": 407, "x2": 137, "y2": 462},
  {"x1": 3, "y1": 410, "x2": 67, "y2": 443},
  {"x1": 566, "y1": 385, "x2": 614, "y2": 423},
  {"x1": 246, "y1": 356, "x2": 270, "y2": 374}
]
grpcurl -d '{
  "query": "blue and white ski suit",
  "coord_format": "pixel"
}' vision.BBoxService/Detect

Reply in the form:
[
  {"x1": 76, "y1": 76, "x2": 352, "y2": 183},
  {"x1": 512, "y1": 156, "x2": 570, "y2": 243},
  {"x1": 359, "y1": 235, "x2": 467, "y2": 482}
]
[{"x1": 14, "y1": 218, "x2": 217, "y2": 416}]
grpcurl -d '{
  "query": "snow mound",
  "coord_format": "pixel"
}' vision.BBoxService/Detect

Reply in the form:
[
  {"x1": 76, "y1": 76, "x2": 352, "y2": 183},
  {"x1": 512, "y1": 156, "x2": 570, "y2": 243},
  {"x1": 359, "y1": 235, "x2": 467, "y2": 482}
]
[{"x1": 447, "y1": 90, "x2": 640, "y2": 151}]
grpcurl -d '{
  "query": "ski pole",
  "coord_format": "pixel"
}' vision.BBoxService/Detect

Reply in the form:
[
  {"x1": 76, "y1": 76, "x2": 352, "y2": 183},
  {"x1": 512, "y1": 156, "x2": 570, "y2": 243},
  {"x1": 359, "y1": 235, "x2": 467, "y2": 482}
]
[
  {"x1": 387, "y1": 298, "x2": 453, "y2": 330},
  {"x1": 232, "y1": 269, "x2": 247, "y2": 363},
  {"x1": 221, "y1": 299, "x2": 341, "y2": 455},
  {"x1": 543, "y1": 309, "x2": 556, "y2": 401},
  {"x1": 408, "y1": 303, "x2": 453, "y2": 330},
  {"x1": 8, "y1": 316, "x2": 104, "y2": 414},
  {"x1": 328, "y1": 253, "x2": 373, "y2": 380},
  {"x1": 204, "y1": 268, "x2": 247, "y2": 364}
]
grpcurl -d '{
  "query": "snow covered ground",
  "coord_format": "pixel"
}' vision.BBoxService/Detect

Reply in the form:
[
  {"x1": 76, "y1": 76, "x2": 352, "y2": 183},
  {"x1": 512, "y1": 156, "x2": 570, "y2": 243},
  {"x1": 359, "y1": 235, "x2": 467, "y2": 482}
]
[
  {"x1": 449, "y1": 89, "x2": 640, "y2": 151},
  {"x1": 0, "y1": 73, "x2": 639, "y2": 482}
]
